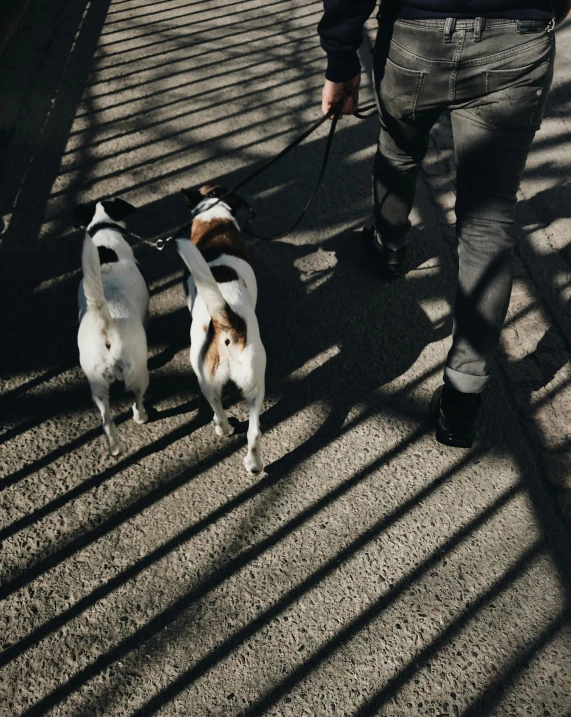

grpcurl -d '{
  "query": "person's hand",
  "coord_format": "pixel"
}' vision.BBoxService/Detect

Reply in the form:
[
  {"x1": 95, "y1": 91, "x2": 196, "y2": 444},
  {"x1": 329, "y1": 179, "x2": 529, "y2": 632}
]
[
  {"x1": 322, "y1": 74, "x2": 361, "y2": 117},
  {"x1": 553, "y1": 0, "x2": 571, "y2": 25}
]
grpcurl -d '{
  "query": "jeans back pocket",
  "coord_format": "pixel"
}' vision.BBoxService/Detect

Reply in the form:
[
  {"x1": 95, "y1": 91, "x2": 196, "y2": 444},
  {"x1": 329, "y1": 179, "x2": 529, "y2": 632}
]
[
  {"x1": 377, "y1": 56, "x2": 425, "y2": 121},
  {"x1": 485, "y1": 57, "x2": 554, "y2": 130}
]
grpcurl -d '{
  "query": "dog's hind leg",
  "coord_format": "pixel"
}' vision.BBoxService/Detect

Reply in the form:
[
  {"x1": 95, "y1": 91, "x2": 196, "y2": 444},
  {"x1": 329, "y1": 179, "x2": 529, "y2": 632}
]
[
  {"x1": 131, "y1": 368, "x2": 149, "y2": 425},
  {"x1": 200, "y1": 379, "x2": 234, "y2": 437},
  {"x1": 243, "y1": 384, "x2": 264, "y2": 474},
  {"x1": 90, "y1": 381, "x2": 121, "y2": 456}
]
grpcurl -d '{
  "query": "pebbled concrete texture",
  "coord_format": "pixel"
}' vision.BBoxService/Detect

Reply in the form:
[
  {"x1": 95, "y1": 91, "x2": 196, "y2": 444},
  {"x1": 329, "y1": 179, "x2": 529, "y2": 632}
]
[{"x1": 1, "y1": 1, "x2": 571, "y2": 716}]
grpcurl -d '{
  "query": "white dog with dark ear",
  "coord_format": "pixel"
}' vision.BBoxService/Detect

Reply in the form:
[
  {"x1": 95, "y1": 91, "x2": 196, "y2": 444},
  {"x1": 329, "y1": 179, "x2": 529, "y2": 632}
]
[
  {"x1": 74, "y1": 198, "x2": 150, "y2": 456},
  {"x1": 177, "y1": 184, "x2": 266, "y2": 474}
]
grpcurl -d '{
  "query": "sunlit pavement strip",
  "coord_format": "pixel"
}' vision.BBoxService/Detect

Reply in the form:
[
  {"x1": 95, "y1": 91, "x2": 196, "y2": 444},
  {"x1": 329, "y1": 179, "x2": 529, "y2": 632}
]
[{"x1": 1, "y1": 2, "x2": 571, "y2": 715}]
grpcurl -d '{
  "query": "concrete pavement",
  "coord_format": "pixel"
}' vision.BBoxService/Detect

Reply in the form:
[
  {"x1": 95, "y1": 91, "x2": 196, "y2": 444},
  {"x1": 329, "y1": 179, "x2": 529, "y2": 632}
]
[{"x1": 1, "y1": 1, "x2": 571, "y2": 715}]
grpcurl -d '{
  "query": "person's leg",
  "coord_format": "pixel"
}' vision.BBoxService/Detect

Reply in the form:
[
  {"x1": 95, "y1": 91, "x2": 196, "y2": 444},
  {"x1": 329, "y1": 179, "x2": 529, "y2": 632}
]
[
  {"x1": 435, "y1": 18, "x2": 555, "y2": 447},
  {"x1": 373, "y1": 102, "x2": 438, "y2": 252},
  {"x1": 446, "y1": 114, "x2": 535, "y2": 393},
  {"x1": 371, "y1": 20, "x2": 444, "y2": 257},
  {"x1": 447, "y1": 26, "x2": 555, "y2": 394}
]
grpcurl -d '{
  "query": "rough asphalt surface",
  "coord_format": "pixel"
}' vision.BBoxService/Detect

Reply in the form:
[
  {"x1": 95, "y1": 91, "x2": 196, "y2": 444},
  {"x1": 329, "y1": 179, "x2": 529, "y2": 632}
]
[{"x1": 1, "y1": 1, "x2": 571, "y2": 715}]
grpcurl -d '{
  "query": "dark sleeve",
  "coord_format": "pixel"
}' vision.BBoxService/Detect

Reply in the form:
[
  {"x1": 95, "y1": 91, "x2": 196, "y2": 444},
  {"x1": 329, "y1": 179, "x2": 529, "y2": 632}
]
[{"x1": 317, "y1": 0, "x2": 377, "y2": 82}]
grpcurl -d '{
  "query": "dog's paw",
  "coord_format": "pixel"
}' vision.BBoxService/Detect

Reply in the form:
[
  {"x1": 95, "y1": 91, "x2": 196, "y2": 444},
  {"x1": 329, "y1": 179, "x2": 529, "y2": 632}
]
[
  {"x1": 108, "y1": 441, "x2": 122, "y2": 457},
  {"x1": 215, "y1": 423, "x2": 235, "y2": 438},
  {"x1": 133, "y1": 409, "x2": 148, "y2": 425},
  {"x1": 244, "y1": 451, "x2": 263, "y2": 475}
]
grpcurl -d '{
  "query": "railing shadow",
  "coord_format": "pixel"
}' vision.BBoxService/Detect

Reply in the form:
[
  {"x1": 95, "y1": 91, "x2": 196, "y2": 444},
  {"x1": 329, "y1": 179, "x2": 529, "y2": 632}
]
[{"x1": 1, "y1": 2, "x2": 571, "y2": 716}]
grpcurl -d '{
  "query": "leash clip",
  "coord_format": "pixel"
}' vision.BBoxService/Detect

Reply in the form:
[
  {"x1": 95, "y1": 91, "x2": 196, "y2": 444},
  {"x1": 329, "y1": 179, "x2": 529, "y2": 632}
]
[
  {"x1": 154, "y1": 236, "x2": 173, "y2": 251},
  {"x1": 152, "y1": 223, "x2": 190, "y2": 250},
  {"x1": 152, "y1": 235, "x2": 174, "y2": 251}
]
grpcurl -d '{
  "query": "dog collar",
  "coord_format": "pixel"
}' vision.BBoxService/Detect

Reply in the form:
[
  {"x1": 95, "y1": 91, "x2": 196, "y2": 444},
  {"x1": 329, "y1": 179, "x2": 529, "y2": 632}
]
[
  {"x1": 87, "y1": 221, "x2": 126, "y2": 237},
  {"x1": 190, "y1": 198, "x2": 232, "y2": 219}
]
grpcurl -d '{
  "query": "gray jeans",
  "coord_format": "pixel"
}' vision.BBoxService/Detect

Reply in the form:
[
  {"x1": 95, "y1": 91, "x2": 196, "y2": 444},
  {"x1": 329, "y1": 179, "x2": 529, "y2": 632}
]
[{"x1": 373, "y1": 17, "x2": 555, "y2": 393}]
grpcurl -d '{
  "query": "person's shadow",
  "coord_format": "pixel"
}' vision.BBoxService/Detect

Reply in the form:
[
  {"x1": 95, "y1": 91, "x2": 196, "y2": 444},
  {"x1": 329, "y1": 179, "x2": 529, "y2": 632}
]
[{"x1": 506, "y1": 183, "x2": 571, "y2": 397}]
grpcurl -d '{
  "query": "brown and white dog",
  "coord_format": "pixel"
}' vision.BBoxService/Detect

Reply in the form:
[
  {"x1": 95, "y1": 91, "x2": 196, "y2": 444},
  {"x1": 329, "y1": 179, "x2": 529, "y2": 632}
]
[{"x1": 176, "y1": 185, "x2": 266, "y2": 474}]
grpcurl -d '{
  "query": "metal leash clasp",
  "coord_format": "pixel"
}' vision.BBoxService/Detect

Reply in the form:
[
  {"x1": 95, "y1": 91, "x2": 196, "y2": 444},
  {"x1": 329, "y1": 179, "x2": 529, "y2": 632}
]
[
  {"x1": 154, "y1": 236, "x2": 169, "y2": 251},
  {"x1": 152, "y1": 223, "x2": 190, "y2": 250}
]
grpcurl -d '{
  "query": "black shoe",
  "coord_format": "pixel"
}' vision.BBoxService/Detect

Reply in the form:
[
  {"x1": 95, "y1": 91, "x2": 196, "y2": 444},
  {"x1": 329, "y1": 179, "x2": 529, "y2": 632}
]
[
  {"x1": 431, "y1": 385, "x2": 481, "y2": 448},
  {"x1": 362, "y1": 225, "x2": 407, "y2": 280}
]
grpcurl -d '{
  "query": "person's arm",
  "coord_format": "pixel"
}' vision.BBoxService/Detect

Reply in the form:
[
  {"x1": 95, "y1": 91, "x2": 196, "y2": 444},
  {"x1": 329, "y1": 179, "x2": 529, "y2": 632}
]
[
  {"x1": 318, "y1": 0, "x2": 376, "y2": 115},
  {"x1": 554, "y1": 0, "x2": 571, "y2": 25}
]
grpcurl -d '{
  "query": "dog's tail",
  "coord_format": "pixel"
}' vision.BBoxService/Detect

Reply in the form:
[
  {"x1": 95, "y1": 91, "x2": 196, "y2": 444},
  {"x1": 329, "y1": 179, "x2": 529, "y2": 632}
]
[
  {"x1": 176, "y1": 239, "x2": 227, "y2": 322},
  {"x1": 81, "y1": 233, "x2": 114, "y2": 329}
]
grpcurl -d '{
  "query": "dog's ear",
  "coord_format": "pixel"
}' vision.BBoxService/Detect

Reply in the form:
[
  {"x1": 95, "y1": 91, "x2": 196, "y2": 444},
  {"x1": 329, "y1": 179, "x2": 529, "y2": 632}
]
[
  {"x1": 181, "y1": 188, "x2": 203, "y2": 210},
  {"x1": 201, "y1": 184, "x2": 242, "y2": 215},
  {"x1": 72, "y1": 203, "x2": 96, "y2": 228},
  {"x1": 102, "y1": 198, "x2": 137, "y2": 221}
]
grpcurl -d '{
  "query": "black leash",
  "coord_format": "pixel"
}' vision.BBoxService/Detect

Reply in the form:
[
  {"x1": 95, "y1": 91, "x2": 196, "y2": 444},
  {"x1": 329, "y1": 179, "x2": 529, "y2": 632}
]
[
  {"x1": 118, "y1": 100, "x2": 378, "y2": 250},
  {"x1": 237, "y1": 100, "x2": 343, "y2": 241},
  {"x1": 217, "y1": 100, "x2": 377, "y2": 242}
]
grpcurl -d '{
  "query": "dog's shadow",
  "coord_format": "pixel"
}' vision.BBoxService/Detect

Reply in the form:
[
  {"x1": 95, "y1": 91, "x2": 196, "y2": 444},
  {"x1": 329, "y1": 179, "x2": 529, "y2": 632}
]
[
  {"x1": 146, "y1": 308, "x2": 190, "y2": 373},
  {"x1": 236, "y1": 223, "x2": 448, "y2": 474}
]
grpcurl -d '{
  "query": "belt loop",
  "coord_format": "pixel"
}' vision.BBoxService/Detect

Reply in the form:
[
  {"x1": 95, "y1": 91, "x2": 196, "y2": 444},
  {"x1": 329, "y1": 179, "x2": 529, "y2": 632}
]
[
  {"x1": 474, "y1": 16, "x2": 484, "y2": 42},
  {"x1": 444, "y1": 17, "x2": 456, "y2": 43}
]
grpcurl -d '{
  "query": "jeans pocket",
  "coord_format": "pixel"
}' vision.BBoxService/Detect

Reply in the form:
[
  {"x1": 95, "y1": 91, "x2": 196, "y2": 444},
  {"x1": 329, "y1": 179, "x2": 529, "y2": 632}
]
[
  {"x1": 484, "y1": 58, "x2": 553, "y2": 130},
  {"x1": 377, "y1": 57, "x2": 425, "y2": 121}
]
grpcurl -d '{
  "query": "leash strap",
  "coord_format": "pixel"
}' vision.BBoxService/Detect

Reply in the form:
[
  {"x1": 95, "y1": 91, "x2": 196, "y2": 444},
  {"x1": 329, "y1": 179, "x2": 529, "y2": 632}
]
[
  {"x1": 219, "y1": 100, "x2": 376, "y2": 241},
  {"x1": 218, "y1": 100, "x2": 343, "y2": 208},
  {"x1": 239, "y1": 102, "x2": 342, "y2": 241},
  {"x1": 87, "y1": 219, "x2": 189, "y2": 250},
  {"x1": 117, "y1": 99, "x2": 378, "y2": 249}
]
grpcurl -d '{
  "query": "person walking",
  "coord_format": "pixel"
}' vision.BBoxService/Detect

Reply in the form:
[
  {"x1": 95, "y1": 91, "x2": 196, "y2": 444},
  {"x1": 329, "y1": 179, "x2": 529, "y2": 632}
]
[{"x1": 318, "y1": 0, "x2": 570, "y2": 448}]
